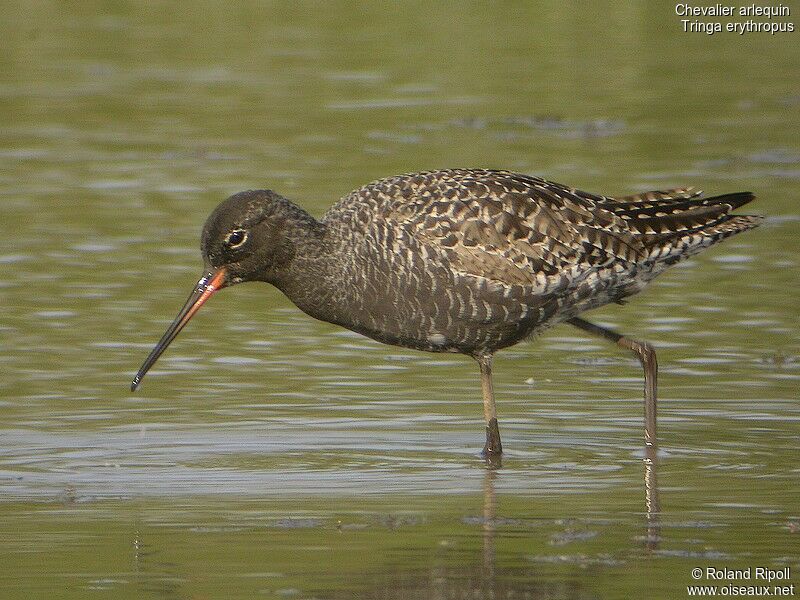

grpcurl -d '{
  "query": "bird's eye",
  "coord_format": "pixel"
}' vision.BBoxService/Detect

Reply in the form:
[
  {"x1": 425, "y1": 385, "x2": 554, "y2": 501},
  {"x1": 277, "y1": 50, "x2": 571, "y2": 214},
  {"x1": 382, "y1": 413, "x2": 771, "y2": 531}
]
[{"x1": 225, "y1": 229, "x2": 247, "y2": 249}]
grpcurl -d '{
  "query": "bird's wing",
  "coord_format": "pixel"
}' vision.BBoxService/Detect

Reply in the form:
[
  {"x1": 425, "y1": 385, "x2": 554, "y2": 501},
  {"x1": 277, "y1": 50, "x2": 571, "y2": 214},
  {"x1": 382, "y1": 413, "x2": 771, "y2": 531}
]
[
  {"x1": 326, "y1": 170, "x2": 760, "y2": 294},
  {"x1": 612, "y1": 187, "x2": 703, "y2": 204},
  {"x1": 347, "y1": 169, "x2": 647, "y2": 289}
]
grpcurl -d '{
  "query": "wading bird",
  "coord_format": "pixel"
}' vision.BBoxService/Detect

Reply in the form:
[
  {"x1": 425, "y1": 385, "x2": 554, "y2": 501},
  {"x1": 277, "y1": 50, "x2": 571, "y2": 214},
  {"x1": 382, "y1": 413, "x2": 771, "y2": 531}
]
[{"x1": 132, "y1": 169, "x2": 761, "y2": 456}]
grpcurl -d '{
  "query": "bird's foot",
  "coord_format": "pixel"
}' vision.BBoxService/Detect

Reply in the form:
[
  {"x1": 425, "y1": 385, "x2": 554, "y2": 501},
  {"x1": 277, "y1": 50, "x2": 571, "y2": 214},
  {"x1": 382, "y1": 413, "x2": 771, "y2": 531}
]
[{"x1": 481, "y1": 417, "x2": 503, "y2": 460}]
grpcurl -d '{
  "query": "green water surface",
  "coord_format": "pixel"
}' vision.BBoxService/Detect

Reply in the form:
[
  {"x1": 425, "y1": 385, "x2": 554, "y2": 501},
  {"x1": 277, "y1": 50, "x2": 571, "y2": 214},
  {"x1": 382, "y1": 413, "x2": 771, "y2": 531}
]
[{"x1": 1, "y1": 3, "x2": 798, "y2": 598}]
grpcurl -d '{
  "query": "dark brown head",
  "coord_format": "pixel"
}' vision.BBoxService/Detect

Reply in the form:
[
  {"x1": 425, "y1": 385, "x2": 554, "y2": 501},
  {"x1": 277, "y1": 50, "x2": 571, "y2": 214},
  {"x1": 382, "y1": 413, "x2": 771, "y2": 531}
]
[
  {"x1": 131, "y1": 189, "x2": 312, "y2": 391},
  {"x1": 200, "y1": 190, "x2": 302, "y2": 285}
]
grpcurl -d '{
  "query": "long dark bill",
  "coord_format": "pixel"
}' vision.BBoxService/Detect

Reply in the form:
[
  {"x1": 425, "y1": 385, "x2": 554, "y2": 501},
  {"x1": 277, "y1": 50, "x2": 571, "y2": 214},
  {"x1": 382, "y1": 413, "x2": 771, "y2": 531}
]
[{"x1": 131, "y1": 267, "x2": 228, "y2": 391}]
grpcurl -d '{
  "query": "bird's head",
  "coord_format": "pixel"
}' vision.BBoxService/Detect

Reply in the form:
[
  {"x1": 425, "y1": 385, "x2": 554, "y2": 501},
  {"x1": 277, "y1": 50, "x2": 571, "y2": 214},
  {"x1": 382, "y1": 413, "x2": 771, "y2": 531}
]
[
  {"x1": 131, "y1": 189, "x2": 300, "y2": 391},
  {"x1": 200, "y1": 189, "x2": 299, "y2": 285}
]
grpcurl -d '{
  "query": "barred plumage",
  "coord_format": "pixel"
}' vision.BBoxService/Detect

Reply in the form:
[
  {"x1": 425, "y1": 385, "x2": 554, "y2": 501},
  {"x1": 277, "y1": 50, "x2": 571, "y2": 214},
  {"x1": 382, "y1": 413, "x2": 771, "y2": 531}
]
[
  {"x1": 317, "y1": 169, "x2": 761, "y2": 355},
  {"x1": 133, "y1": 168, "x2": 762, "y2": 456}
]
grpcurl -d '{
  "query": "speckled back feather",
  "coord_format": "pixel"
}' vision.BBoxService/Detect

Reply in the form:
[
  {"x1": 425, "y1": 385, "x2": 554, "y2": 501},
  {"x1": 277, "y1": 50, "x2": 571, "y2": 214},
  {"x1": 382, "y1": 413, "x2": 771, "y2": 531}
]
[
  {"x1": 326, "y1": 169, "x2": 759, "y2": 273},
  {"x1": 318, "y1": 169, "x2": 760, "y2": 354}
]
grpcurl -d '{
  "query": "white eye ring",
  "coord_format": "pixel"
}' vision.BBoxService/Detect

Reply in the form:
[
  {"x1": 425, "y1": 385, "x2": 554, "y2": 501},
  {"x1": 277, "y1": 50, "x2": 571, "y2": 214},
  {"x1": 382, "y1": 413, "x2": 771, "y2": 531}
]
[{"x1": 225, "y1": 229, "x2": 248, "y2": 249}]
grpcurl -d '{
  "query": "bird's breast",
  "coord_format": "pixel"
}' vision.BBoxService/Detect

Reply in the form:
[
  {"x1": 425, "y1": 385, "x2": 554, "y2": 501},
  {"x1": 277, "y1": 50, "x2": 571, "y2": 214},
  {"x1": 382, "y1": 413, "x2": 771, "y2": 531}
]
[{"x1": 311, "y1": 230, "x2": 552, "y2": 354}]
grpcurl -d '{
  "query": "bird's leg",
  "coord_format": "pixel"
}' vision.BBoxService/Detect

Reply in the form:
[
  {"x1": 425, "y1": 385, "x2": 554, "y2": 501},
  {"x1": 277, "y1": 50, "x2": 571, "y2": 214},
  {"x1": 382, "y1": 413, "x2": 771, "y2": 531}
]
[
  {"x1": 477, "y1": 354, "x2": 503, "y2": 457},
  {"x1": 566, "y1": 317, "x2": 658, "y2": 451}
]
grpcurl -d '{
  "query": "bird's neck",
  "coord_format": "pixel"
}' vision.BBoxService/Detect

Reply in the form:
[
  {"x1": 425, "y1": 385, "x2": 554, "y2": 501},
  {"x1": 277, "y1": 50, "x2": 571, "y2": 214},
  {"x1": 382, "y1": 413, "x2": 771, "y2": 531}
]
[{"x1": 268, "y1": 204, "x2": 345, "y2": 324}]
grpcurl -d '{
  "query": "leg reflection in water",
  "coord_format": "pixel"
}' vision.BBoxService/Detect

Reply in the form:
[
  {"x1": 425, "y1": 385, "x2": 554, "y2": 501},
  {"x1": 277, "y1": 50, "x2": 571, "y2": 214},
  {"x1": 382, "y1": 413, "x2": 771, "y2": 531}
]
[{"x1": 645, "y1": 443, "x2": 661, "y2": 552}]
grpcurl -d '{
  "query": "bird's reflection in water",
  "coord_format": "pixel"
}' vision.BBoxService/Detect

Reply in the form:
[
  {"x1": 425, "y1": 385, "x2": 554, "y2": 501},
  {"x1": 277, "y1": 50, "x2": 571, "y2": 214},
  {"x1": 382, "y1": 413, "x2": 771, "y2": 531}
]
[
  {"x1": 355, "y1": 440, "x2": 661, "y2": 599},
  {"x1": 644, "y1": 444, "x2": 661, "y2": 552},
  {"x1": 481, "y1": 462, "x2": 499, "y2": 590},
  {"x1": 124, "y1": 449, "x2": 661, "y2": 599}
]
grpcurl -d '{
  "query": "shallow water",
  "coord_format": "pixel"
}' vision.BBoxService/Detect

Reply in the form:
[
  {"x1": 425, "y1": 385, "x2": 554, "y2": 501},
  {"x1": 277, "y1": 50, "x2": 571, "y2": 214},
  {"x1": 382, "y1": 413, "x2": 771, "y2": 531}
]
[{"x1": 1, "y1": 3, "x2": 799, "y2": 598}]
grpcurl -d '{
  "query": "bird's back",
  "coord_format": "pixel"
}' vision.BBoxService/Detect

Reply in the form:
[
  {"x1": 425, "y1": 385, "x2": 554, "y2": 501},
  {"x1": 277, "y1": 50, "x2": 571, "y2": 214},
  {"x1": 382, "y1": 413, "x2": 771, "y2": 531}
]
[{"x1": 321, "y1": 170, "x2": 760, "y2": 354}]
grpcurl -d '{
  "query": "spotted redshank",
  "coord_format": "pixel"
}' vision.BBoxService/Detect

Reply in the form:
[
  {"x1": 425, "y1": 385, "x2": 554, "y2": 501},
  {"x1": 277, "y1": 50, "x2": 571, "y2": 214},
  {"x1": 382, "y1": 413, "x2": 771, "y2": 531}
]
[{"x1": 132, "y1": 169, "x2": 761, "y2": 456}]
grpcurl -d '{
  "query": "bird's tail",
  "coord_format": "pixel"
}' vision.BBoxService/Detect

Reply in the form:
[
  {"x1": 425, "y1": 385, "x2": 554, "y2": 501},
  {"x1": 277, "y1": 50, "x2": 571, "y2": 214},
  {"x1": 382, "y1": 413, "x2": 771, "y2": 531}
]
[{"x1": 605, "y1": 190, "x2": 763, "y2": 265}]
